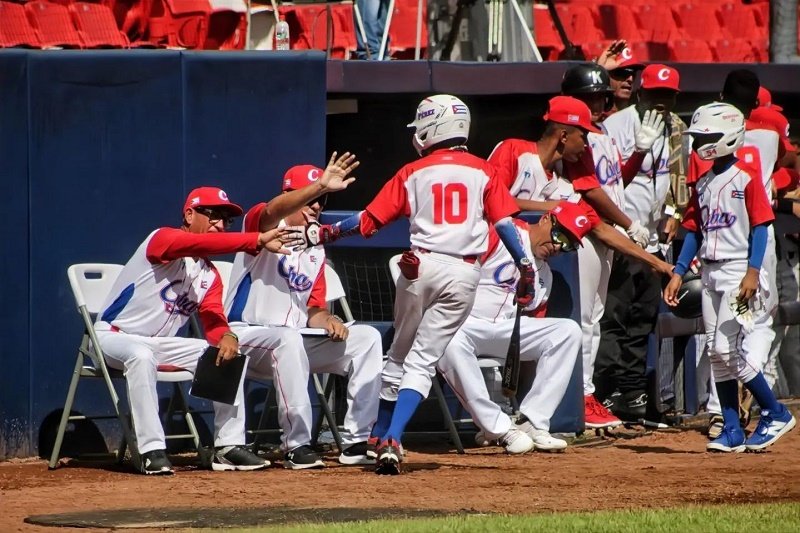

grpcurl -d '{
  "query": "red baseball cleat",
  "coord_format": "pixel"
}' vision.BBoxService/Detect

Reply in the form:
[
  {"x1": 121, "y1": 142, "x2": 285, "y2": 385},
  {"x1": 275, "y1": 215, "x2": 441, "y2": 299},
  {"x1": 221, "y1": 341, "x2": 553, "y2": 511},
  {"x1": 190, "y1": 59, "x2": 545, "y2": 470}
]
[{"x1": 585, "y1": 394, "x2": 623, "y2": 429}]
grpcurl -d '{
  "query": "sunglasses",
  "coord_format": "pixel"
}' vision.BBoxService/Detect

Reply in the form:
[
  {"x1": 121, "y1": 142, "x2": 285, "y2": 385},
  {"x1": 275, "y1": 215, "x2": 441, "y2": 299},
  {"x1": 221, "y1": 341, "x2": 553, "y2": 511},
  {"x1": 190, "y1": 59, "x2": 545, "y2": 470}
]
[
  {"x1": 307, "y1": 194, "x2": 328, "y2": 209},
  {"x1": 609, "y1": 68, "x2": 637, "y2": 81},
  {"x1": 193, "y1": 206, "x2": 234, "y2": 228},
  {"x1": 550, "y1": 217, "x2": 578, "y2": 252}
]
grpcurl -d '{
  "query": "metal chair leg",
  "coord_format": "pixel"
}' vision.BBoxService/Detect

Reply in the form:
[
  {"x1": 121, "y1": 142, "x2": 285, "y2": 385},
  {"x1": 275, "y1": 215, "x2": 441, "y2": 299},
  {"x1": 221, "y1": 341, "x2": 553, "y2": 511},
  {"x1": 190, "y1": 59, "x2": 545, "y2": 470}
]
[
  {"x1": 313, "y1": 374, "x2": 343, "y2": 452},
  {"x1": 431, "y1": 376, "x2": 465, "y2": 454},
  {"x1": 252, "y1": 385, "x2": 273, "y2": 455},
  {"x1": 48, "y1": 355, "x2": 84, "y2": 469}
]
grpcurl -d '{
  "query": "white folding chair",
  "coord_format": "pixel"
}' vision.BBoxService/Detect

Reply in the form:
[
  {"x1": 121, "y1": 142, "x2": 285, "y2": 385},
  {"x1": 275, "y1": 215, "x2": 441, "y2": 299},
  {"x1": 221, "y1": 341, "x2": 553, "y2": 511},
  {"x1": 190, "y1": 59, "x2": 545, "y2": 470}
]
[
  {"x1": 388, "y1": 254, "x2": 466, "y2": 454},
  {"x1": 213, "y1": 260, "x2": 234, "y2": 303},
  {"x1": 48, "y1": 264, "x2": 201, "y2": 471}
]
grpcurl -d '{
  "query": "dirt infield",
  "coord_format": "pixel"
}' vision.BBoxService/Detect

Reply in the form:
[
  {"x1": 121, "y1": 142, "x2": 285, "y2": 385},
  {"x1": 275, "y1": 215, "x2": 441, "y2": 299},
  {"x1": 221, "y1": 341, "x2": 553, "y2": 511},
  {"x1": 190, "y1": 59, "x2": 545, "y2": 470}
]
[{"x1": 2, "y1": 426, "x2": 799, "y2": 531}]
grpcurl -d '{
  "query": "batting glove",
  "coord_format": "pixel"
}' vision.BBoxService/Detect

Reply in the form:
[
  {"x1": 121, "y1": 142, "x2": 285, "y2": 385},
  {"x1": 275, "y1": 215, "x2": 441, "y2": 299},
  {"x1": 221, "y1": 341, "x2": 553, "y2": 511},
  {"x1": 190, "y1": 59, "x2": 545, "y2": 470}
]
[
  {"x1": 293, "y1": 221, "x2": 339, "y2": 250},
  {"x1": 515, "y1": 260, "x2": 536, "y2": 307},
  {"x1": 626, "y1": 219, "x2": 649, "y2": 248},
  {"x1": 634, "y1": 109, "x2": 666, "y2": 152}
]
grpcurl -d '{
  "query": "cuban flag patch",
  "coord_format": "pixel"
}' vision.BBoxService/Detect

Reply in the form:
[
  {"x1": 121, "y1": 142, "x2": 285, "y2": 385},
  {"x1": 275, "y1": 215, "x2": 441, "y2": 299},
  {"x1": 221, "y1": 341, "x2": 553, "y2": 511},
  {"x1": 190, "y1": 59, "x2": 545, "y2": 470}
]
[{"x1": 731, "y1": 189, "x2": 745, "y2": 200}]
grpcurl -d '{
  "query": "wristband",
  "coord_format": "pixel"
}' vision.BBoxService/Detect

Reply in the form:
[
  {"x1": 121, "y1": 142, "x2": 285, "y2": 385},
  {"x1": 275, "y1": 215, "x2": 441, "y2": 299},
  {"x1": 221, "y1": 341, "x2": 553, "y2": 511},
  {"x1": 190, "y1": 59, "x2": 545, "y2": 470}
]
[
  {"x1": 775, "y1": 198, "x2": 795, "y2": 214},
  {"x1": 222, "y1": 331, "x2": 239, "y2": 341}
]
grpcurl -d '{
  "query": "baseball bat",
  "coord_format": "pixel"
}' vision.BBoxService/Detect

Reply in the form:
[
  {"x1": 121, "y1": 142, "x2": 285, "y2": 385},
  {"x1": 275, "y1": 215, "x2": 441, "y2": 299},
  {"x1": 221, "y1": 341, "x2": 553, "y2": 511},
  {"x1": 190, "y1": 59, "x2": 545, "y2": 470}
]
[{"x1": 501, "y1": 304, "x2": 522, "y2": 398}]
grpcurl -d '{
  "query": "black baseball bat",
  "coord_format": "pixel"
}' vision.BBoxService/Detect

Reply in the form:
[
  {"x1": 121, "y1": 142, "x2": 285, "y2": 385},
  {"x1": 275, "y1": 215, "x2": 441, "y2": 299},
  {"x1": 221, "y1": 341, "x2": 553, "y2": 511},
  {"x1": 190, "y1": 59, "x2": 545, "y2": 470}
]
[{"x1": 501, "y1": 304, "x2": 522, "y2": 398}]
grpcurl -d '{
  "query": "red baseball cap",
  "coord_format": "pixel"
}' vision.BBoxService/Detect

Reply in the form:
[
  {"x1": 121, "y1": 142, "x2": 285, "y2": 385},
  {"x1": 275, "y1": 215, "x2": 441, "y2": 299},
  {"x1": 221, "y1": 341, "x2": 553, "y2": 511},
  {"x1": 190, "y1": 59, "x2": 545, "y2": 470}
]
[
  {"x1": 283, "y1": 164, "x2": 324, "y2": 192},
  {"x1": 183, "y1": 187, "x2": 243, "y2": 216},
  {"x1": 544, "y1": 96, "x2": 601, "y2": 133},
  {"x1": 773, "y1": 168, "x2": 799, "y2": 194},
  {"x1": 613, "y1": 46, "x2": 645, "y2": 70},
  {"x1": 757, "y1": 87, "x2": 783, "y2": 112},
  {"x1": 550, "y1": 201, "x2": 594, "y2": 246},
  {"x1": 640, "y1": 64, "x2": 680, "y2": 92}
]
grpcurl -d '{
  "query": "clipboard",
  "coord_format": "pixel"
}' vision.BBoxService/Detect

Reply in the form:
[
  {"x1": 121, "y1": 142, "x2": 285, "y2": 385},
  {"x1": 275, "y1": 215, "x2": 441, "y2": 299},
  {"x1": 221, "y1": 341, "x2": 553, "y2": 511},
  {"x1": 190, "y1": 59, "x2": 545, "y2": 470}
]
[{"x1": 190, "y1": 346, "x2": 247, "y2": 406}]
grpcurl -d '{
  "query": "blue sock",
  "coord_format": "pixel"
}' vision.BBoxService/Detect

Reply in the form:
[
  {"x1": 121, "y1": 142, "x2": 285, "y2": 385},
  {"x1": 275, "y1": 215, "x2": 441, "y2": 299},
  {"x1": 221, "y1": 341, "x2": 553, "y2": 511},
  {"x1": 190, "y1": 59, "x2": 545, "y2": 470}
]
[
  {"x1": 383, "y1": 389, "x2": 424, "y2": 443},
  {"x1": 743, "y1": 373, "x2": 781, "y2": 413},
  {"x1": 716, "y1": 380, "x2": 740, "y2": 431},
  {"x1": 370, "y1": 399, "x2": 395, "y2": 440}
]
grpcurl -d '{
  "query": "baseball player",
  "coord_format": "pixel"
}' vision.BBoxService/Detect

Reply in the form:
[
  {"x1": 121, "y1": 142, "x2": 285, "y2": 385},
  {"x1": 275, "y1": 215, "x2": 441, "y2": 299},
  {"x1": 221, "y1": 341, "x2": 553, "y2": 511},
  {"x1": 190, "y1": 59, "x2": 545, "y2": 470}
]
[
  {"x1": 597, "y1": 64, "x2": 686, "y2": 424},
  {"x1": 594, "y1": 41, "x2": 645, "y2": 115},
  {"x1": 487, "y1": 94, "x2": 663, "y2": 429},
  {"x1": 665, "y1": 102, "x2": 796, "y2": 453},
  {"x1": 439, "y1": 198, "x2": 674, "y2": 452},
  {"x1": 559, "y1": 65, "x2": 670, "y2": 428},
  {"x1": 224, "y1": 155, "x2": 385, "y2": 470},
  {"x1": 300, "y1": 95, "x2": 536, "y2": 474},
  {"x1": 95, "y1": 186, "x2": 302, "y2": 474},
  {"x1": 689, "y1": 71, "x2": 784, "y2": 436}
]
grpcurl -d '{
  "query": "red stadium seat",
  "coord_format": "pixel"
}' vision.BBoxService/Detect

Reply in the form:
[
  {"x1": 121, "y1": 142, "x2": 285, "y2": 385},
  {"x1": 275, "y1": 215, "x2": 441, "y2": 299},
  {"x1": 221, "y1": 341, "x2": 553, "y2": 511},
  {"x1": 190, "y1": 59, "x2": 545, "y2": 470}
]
[
  {"x1": 718, "y1": 3, "x2": 765, "y2": 40},
  {"x1": 106, "y1": 0, "x2": 154, "y2": 40},
  {"x1": 204, "y1": 0, "x2": 247, "y2": 50},
  {"x1": 388, "y1": 0, "x2": 428, "y2": 58},
  {"x1": 0, "y1": 1, "x2": 41, "y2": 48},
  {"x1": 25, "y1": 0, "x2": 83, "y2": 48},
  {"x1": 674, "y1": 3, "x2": 724, "y2": 41},
  {"x1": 562, "y1": 5, "x2": 603, "y2": 44},
  {"x1": 148, "y1": 0, "x2": 211, "y2": 49},
  {"x1": 532, "y1": 5, "x2": 565, "y2": 60},
  {"x1": 713, "y1": 38, "x2": 757, "y2": 63},
  {"x1": 668, "y1": 38, "x2": 714, "y2": 62},
  {"x1": 635, "y1": 4, "x2": 679, "y2": 43},
  {"x1": 283, "y1": 4, "x2": 355, "y2": 59},
  {"x1": 69, "y1": 2, "x2": 130, "y2": 48},
  {"x1": 597, "y1": 4, "x2": 643, "y2": 41}
]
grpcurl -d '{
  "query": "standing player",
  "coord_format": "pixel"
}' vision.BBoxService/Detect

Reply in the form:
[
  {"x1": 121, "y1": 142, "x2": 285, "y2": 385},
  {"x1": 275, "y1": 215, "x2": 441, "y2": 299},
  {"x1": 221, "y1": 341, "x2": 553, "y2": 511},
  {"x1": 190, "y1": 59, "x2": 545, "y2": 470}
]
[
  {"x1": 487, "y1": 94, "x2": 657, "y2": 429},
  {"x1": 594, "y1": 41, "x2": 645, "y2": 114},
  {"x1": 95, "y1": 187, "x2": 301, "y2": 474},
  {"x1": 439, "y1": 199, "x2": 674, "y2": 452},
  {"x1": 559, "y1": 64, "x2": 667, "y2": 428},
  {"x1": 301, "y1": 95, "x2": 535, "y2": 474},
  {"x1": 225, "y1": 156, "x2": 385, "y2": 470},
  {"x1": 690, "y1": 71, "x2": 783, "y2": 436},
  {"x1": 665, "y1": 102, "x2": 796, "y2": 452},
  {"x1": 598, "y1": 64, "x2": 686, "y2": 423}
]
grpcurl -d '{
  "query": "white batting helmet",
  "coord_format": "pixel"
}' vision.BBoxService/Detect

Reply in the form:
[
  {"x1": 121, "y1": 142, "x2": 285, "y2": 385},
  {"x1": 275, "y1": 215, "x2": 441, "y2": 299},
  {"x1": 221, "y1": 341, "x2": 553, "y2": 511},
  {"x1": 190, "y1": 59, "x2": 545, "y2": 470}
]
[
  {"x1": 407, "y1": 95, "x2": 471, "y2": 155},
  {"x1": 684, "y1": 102, "x2": 745, "y2": 160}
]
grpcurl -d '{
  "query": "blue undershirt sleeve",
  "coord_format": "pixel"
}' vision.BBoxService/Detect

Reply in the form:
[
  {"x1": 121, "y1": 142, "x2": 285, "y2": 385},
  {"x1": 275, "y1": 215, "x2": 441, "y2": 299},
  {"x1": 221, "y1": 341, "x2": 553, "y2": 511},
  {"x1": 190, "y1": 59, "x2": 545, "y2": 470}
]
[
  {"x1": 674, "y1": 231, "x2": 701, "y2": 277},
  {"x1": 748, "y1": 224, "x2": 768, "y2": 271}
]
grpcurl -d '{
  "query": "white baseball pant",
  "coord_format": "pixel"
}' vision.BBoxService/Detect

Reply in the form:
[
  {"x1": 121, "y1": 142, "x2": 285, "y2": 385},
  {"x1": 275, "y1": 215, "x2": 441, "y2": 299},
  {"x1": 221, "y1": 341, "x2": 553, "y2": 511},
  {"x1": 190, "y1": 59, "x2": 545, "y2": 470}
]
[
  {"x1": 702, "y1": 260, "x2": 769, "y2": 384},
  {"x1": 437, "y1": 315, "x2": 580, "y2": 436},
  {"x1": 97, "y1": 331, "x2": 245, "y2": 455},
  {"x1": 577, "y1": 234, "x2": 614, "y2": 395},
  {"x1": 233, "y1": 323, "x2": 382, "y2": 451},
  {"x1": 382, "y1": 252, "x2": 480, "y2": 400}
]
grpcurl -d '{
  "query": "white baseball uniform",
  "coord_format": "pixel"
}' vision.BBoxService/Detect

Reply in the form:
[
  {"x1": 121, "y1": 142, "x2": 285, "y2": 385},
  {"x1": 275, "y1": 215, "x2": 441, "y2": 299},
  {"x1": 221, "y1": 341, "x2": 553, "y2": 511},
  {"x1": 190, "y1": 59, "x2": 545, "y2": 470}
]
[
  {"x1": 365, "y1": 147, "x2": 519, "y2": 400},
  {"x1": 603, "y1": 105, "x2": 672, "y2": 253},
  {"x1": 689, "y1": 119, "x2": 781, "y2": 391},
  {"x1": 437, "y1": 221, "x2": 581, "y2": 437},
  {"x1": 489, "y1": 136, "x2": 619, "y2": 395},
  {"x1": 224, "y1": 203, "x2": 383, "y2": 451},
  {"x1": 683, "y1": 161, "x2": 774, "y2": 383},
  {"x1": 96, "y1": 228, "x2": 262, "y2": 455}
]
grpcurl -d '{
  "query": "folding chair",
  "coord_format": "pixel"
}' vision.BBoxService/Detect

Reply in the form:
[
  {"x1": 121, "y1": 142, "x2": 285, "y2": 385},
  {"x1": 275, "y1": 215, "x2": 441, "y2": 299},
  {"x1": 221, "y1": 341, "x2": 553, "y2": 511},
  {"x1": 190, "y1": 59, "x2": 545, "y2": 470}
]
[
  {"x1": 388, "y1": 254, "x2": 466, "y2": 454},
  {"x1": 49, "y1": 264, "x2": 201, "y2": 472},
  {"x1": 244, "y1": 262, "x2": 344, "y2": 453}
]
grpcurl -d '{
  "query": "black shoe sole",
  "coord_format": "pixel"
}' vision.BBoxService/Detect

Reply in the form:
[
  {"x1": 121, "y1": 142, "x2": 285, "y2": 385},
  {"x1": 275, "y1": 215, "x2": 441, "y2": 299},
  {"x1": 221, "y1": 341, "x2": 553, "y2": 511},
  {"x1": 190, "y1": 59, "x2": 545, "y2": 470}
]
[{"x1": 375, "y1": 459, "x2": 400, "y2": 475}]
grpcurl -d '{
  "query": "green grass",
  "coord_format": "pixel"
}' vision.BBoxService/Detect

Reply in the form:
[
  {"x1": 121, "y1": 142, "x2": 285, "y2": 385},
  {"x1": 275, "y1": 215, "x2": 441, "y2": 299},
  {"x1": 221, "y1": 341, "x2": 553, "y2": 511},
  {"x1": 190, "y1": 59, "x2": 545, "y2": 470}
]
[{"x1": 214, "y1": 502, "x2": 800, "y2": 533}]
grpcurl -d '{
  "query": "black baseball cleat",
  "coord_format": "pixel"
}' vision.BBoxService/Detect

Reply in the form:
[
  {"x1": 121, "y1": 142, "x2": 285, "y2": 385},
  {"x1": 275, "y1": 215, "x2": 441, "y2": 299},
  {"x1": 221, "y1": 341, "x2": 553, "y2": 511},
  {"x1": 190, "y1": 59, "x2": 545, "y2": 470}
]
[
  {"x1": 284, "y1": 444, "x2": 325, "y2": 470},
  {"x1": 212, "y1": 446, "x2": 270, "y2": 471},
  {"x1": 339, "y1": 442, "x2": 376, "y2": 465},
  {"x1": 374, "y1": 438, "x2": 402, "y2": 475},
  {"x1": 140, "y1": 449, "x2": 174, "y2": 475}
]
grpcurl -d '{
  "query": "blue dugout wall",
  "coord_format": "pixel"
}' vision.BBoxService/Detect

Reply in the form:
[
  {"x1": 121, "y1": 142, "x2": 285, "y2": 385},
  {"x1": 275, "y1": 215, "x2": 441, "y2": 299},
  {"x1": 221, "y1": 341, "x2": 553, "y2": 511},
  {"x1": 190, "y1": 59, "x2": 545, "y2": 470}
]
[{"x1": 0, "y1": 50, "x2": 327, "y2": 458}]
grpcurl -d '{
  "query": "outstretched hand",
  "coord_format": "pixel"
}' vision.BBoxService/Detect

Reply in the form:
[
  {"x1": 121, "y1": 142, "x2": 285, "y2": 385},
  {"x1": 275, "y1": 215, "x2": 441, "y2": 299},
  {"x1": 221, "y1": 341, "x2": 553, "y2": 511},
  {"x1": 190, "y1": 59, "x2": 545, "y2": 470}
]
[
  {"x1": 663, "y1": 273, "x2": 683, "y2": 307},
  {"x1": 319, "y1": 151, "x2": 360, "y2": 192},
  {"x1": 595, "y1": 39, "x2": 628, "y2": 70},
  {"x1": 258, "y1": 226, "x2": 305, "y2": 255}
]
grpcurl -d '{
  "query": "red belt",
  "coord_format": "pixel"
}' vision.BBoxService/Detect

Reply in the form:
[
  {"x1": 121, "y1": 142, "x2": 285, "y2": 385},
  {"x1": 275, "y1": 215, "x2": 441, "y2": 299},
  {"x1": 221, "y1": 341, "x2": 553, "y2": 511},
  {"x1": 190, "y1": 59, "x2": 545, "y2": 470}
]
[
  {"x1": 110, "y1": 325, "x2": 121, "y2": 332},
  {"x1": 416, "y1": 248, "x2": 479, "y2": 264}
]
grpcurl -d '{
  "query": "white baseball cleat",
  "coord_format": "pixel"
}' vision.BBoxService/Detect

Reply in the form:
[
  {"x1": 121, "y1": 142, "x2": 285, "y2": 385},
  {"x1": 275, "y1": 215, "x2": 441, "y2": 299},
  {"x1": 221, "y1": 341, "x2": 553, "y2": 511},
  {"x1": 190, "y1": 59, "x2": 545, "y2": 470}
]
[
  {"x1": 499, "y1": 428, "x2": 535, "y2": 454},
  {"x1": 518, "y1": 421, "x2": 567, "y2": 452}
]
